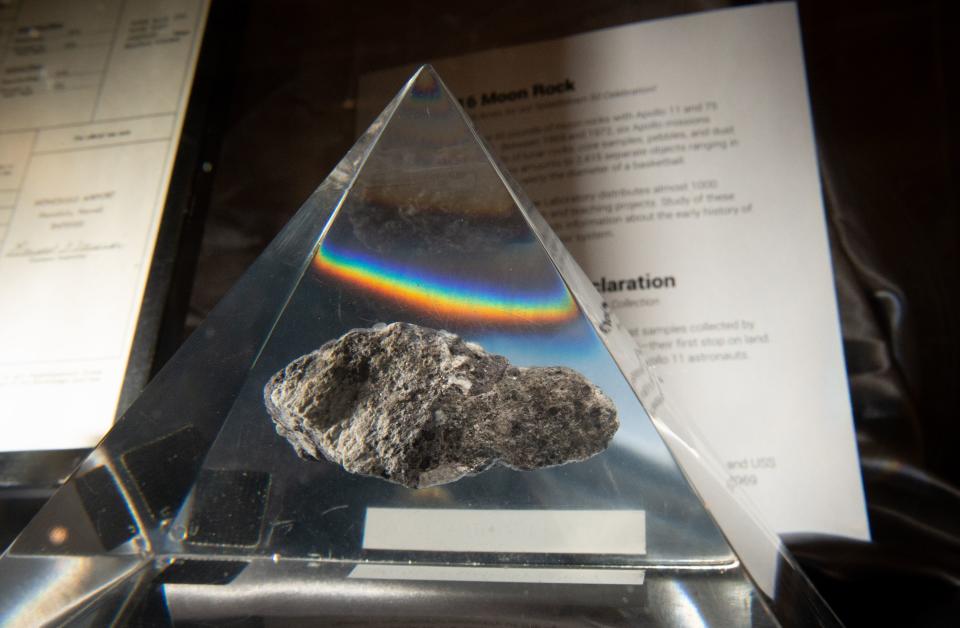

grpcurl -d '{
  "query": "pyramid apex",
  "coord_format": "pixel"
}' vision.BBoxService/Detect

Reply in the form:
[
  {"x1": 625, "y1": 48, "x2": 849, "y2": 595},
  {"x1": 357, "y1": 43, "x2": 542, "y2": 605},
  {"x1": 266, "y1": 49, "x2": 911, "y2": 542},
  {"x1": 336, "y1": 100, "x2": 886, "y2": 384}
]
[
  {"x1": 413, "y1": 63, "x2": 438, "y2": 75},
  {"x1": 403, "y1": 64, "x2": 451, "y2": 102}
]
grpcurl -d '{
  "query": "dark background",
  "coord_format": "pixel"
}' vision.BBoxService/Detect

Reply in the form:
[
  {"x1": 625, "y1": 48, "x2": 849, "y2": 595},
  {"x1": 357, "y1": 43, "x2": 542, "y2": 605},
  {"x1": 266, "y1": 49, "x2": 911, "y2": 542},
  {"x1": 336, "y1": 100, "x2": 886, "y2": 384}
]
[{"x1": 3, "y1": 0, "x2": 953, "y2": 626}]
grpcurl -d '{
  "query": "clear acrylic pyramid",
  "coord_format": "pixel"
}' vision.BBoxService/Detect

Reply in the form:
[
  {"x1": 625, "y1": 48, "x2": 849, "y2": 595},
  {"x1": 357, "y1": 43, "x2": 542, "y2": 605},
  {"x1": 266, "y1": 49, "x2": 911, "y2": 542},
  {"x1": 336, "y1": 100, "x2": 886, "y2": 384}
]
[{"x1": 0, "y1": 66, "x2": 839, "y2": 626}]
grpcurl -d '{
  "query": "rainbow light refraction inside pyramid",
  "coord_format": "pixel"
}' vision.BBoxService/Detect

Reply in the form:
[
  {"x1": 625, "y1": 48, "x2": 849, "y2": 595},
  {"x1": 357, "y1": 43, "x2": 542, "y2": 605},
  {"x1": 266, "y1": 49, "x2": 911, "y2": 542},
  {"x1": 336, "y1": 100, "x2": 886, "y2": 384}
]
[{"x1": 313, "y1": 242, "x2": 578, "y2": 324}]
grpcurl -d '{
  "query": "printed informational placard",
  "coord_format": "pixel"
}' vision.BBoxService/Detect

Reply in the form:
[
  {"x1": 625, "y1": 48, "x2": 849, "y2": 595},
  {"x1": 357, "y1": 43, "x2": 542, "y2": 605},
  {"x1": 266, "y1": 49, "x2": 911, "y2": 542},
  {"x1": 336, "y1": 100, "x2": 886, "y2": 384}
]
[
  {"x1": 0, "y1": 0, "x2": 209, "y2": 451},
  {"x1": 363, "y1": 508, "x2": 646, "y2": 554},
  {"x1": 357, "y1": 3, "x2": 869, "y2": 540},
  {"x1": 348, "y1": 564, "x2": 646, "y2": 586}
]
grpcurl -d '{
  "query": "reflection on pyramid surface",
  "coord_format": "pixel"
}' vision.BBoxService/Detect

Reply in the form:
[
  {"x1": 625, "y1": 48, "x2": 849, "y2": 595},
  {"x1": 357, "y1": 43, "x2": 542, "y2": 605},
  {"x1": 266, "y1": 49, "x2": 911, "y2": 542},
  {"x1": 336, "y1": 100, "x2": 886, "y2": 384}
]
[{"x1": 0, "y1": 66, "x2": 827, "y2": 626}]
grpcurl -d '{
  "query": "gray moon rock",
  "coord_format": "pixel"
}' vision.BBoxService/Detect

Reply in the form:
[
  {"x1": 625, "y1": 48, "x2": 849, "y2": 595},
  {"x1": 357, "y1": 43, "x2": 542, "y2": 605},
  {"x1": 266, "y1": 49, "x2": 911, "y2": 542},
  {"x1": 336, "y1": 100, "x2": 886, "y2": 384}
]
[{"x1": 264, "y1": 322, "x2": 618, "y2": 488}]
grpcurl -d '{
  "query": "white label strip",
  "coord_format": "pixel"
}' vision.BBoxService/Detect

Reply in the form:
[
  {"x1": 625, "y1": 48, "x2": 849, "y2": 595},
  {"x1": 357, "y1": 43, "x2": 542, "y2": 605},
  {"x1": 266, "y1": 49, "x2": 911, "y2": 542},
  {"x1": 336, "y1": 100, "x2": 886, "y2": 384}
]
[
  {"x1": 363, "y1": 508, "x2": 646, "y2": 555},
  {"x1": 348, "y1": 564, "x2": 645, "y2": 586}
]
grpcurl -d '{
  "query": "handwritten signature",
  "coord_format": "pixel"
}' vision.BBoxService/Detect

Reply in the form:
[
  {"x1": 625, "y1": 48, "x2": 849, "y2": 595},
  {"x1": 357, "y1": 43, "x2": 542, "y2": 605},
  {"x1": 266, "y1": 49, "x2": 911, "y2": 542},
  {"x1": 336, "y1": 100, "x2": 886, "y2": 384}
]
[{"x1": 4, "y1": 240, "x2": 124, "y2": 259}]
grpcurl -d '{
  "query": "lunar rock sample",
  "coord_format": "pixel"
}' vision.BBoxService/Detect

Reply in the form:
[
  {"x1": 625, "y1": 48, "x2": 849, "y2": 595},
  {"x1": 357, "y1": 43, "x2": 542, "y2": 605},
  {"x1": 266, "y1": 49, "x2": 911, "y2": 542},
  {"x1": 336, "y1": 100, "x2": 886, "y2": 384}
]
[{"x1": 264, "y1": 322, "x2": 619, "y2": 488}]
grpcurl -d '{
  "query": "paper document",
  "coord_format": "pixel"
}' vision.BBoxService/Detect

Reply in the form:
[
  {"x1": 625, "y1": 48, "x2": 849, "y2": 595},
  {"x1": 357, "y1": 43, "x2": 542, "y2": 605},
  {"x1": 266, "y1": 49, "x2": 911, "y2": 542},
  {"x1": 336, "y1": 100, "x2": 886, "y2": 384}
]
[
  {"x1": 0, "y1": 0, "x2": 209, "y2": 450},
  {"x1": 358, "y1": 3, "x2": 869, "y2": 539}
]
